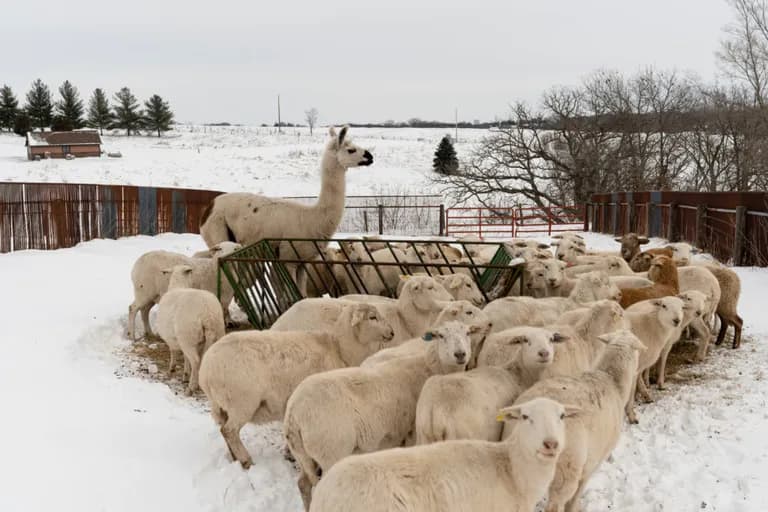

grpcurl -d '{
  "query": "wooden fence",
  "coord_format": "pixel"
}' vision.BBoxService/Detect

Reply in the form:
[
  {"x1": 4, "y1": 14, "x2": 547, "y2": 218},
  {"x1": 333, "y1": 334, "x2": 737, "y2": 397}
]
[
  {"x1": 588, "y1": 191, "x2": 768, "y2": 266},
  {"x1": 0, "y1": 183, "x2": 445, "y2": 253}
]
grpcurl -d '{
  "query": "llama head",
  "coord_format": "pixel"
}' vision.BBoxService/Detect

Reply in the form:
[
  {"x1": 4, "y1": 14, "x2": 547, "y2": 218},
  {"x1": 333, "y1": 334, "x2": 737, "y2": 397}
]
[{"x1": 328, "y1": 126, "x2": 373, "y2": 169}]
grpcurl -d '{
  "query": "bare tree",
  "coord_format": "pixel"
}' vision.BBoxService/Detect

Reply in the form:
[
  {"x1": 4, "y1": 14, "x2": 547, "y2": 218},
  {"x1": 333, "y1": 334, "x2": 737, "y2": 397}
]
[
  {"x1": 305, "y1": 107, "x2": 319, "y2": 135},
  {"x1": 719, "y1": 0, "x2": 768, "y2": 107}
]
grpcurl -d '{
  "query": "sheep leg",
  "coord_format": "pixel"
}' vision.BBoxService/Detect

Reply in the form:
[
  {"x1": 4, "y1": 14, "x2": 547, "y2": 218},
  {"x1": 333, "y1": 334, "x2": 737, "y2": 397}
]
[
  {"x1": 625, "y1": 377, "x2": 639, "y2": 424},
  {"x1": 182, "y1": 348, "x2": 201, "y2": 395},
  {"x1": 168, "y1": 349, "x2": 178, "y2": 377},
  {"x1": 141, "y1": 304, "x2": 158, "y2": 340},
  {"x1": 220, "y1": 414, "x2": 253, "y2": 469},
  {"x1": 636, "y1": 374, "x2": 653, "y2": 403},
  {"x1": 690, "y1": 317, "x2": 711, "y2": 362},
  {"x1": 642, "y1": 368, "x2": 650, "y2": 389},
  {"x1": 127, "y1": 303, "x2": 138, "y2": 341},
  {"x1": 715, "y1": 313, "x2": 728, "y2": 346},
  {"x1": 298, "y1": 474, "x2": 313, "y2": 511},
  {"x1": 656, "y1": 341, "x2": 675, "y2": 390},
  {"x1": 564, "y1": 479, "x2": 588, "y2": 512},
  {"x1": 732, "y1": 315, "x2": 743, "y2": 349}
]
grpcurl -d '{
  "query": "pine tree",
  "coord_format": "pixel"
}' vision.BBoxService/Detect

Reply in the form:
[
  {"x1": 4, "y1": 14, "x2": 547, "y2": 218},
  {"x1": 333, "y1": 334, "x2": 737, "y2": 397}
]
[
  {"x1": 13, "y1": 112, "x2": 31, "y2": 136},
  {"x1": 433, "y1": 135, "x2": 459, "y2": 175},
  {"x1": 87, "y1": 88, "x2": 113, "y2": 135},
  {"x1": 0, "y1": 85, "x2": 19, "y2": 132},
  {"x1": 55, "y1": 80, "x2": 84, "y2": 129},
  {"x1": 25, "y1": 79, "x2": 53, "y2": 131},
  {"x1": 143, "y1": 94, "x2": 174, "y2": 137},
  {"x1": 112, "y1": 87, "x2": 143, "y2": 135}
]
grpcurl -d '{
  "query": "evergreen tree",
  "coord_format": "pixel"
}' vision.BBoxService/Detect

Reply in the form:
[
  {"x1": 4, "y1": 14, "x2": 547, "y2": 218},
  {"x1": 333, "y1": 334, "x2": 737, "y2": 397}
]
[
  {"x1": 433, "y1": 135, "x2": 459, "y2": 175},
  {"x1": 143, "y1": 94, "x2": 174, "y2": 137},
  {"x1": 25, "y1": 79, "x2": 53, "y2": 131},
  {"x1": 55, "y1": 80, "x2": 84, "y2": 129},
  {"x1": 112, "y1": 87, "x2": 143, "y2": 135},
  {"x1": 87, "y1": 88, "x2": 113, "y2": 135},
  {"x1": 13, "y1": 112, "x2": 31, "y2": 136},
  {"x1": 0, "y1": 85, "x2": 19, "y2": 132}
]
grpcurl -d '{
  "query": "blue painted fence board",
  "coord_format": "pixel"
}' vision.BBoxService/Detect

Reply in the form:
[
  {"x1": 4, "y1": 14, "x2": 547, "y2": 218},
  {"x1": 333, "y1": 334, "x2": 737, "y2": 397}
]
[{"x1": 139, "y1": 187, "x2": 157, "y2": 236}]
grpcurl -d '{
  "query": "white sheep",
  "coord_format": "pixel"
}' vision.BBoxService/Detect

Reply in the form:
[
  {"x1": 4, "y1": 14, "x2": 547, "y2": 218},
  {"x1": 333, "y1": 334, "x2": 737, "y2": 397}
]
[
  {"x1": 360, "y1": 300, "x2": 491, "y2": 369},
  {"x1": 654, "y1": 290, "x2": 709, "y2": 390},
  {"x1": 624, "y1": 296, "x2": 685, "y2": 423},
  {"x1": 155, "y1": 265, "x2": 226, "y2": 394},
  {"x1": 477, "y1": 300, "x2": 626, "y2": 375},
  {"x1": 284, "y1": 321, "x2": 475, "y2": 509},
  {"x1": 504, "y1": 329, "x2": 646, "y2": 512},
  {"x1": 379, "y1": 272, "x2": 484, "y2": 306},
  {"x1": 565, "y1": 254, "x2": 635, "y2": 277},
  {"x1": 272, "y1": 275, "x2": 453, "y2": 342},
  {"x1": 198, "y1": 302, "x2": 395, "y2": 468},
  {"x1": 483, "y1": 271, "x2": 621, "y2": 332},
  {"x1": 667, "y1": 242, "x2": 693, "y2": 266},
  {"x1": 307, "y1": 397, "x2": 579, "y2": 512},
  {"x1": 415, "y1": 326, "x2": 565, "y2": 444},
  {"x1": 677, "y1": 265, "x2": 722, "y2": 335},
  {"x1": 127, "y1": 241, "x2": 241, "y2": 340}
]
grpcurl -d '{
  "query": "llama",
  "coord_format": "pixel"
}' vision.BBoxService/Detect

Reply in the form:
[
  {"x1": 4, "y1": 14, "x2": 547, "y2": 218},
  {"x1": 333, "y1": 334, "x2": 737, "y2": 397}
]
[{"x1": 199, "y1": 126, "x2": 373, "y2": 291}]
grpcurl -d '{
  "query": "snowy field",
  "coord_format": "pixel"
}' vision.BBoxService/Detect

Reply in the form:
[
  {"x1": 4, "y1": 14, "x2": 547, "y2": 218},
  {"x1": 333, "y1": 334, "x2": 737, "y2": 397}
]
[
  {"x1": 0, "y1": 125, "x2": 486, "y2": 196},
  {"x1": 1, "y1": 231, "x2": 767, "y2": 512}
]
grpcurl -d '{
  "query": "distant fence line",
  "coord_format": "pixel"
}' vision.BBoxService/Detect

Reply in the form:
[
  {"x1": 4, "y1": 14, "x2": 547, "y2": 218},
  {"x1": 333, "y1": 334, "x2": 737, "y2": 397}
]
[
  {"x1": 0, "y1": 182, "x2": 445, "y2": 253},
  {"x1": 588, "y1": 191, "x2": 768, "y2": 266}
]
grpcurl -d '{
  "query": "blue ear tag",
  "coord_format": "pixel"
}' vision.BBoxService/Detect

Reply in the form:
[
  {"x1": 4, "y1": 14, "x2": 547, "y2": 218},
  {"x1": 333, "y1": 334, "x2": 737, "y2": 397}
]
[{"x1": 422, "y1": 332, "x2": 433, "y2": 342}]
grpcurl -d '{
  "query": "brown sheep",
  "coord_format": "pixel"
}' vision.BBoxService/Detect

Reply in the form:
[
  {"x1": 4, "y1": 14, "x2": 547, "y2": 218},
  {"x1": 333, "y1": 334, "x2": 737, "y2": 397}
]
[
  {"x1": 629, "y1": 247, "x2": 674, "y2": 272},
  {"x1": 704, "y1": 264, "x2": 744, "y2": 349},
  {"x1": 615, "y1": 232, "x2": 650, "y2": 262},
  {"x1": 620, "y1": 255, "x2": 679, "y2": 309}
]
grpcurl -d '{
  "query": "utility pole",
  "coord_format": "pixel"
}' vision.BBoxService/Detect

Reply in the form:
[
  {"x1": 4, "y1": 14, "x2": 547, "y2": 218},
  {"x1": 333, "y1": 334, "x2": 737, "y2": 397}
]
[
  {"x1": 277, "y1": 95, "x2": 282, "y2": 134},
  {"x1": 454, "y1": 108, "x2": 458, "y2": 143}
]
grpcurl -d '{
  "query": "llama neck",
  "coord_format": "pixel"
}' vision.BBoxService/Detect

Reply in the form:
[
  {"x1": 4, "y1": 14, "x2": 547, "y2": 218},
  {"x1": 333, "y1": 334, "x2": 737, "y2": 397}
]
[{"x1": 310, "y1": 151, "x2": 347, "y2": 233}]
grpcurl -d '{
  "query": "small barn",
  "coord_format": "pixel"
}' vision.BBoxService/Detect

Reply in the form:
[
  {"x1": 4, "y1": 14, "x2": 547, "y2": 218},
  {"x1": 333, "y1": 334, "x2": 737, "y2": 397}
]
[{"x1": 26, "y1": 130, "x2": 103, "y2": 160}]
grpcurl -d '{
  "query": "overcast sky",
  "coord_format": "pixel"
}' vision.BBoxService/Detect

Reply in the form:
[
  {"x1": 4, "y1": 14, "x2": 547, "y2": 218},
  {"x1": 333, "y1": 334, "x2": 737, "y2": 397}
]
[{"x1": 2, "y1": 0, "x2": 733, "y2": 125}]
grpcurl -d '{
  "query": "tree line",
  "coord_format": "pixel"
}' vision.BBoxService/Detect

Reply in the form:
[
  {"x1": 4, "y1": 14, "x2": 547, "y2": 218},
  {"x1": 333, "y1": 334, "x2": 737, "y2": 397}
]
[
  {"x1": 433, "y1": 0, "x2": 768, "y2": 206},
  {"x1": 0, "y1": 80, "x2": 174, "y2": 137}
]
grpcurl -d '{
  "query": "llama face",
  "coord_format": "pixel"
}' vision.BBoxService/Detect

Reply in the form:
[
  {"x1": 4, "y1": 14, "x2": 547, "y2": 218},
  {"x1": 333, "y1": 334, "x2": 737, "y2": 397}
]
[{"x1": 330, "y1": 126, "x2": 374, "y2": 168}]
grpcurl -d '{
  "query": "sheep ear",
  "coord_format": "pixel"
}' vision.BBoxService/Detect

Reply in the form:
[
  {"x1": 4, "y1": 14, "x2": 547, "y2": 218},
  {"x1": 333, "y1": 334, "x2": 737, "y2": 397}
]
[
  {"x1": 537, "y1": 243, "x2": 550, "y2": 249},
  {"x1": 552, "y1": 234, "x2": 564, "y2": 239},
  {"x1": 513, "y1": 241, "x2": 528, "y2": 247},
  {"x1": 563, "y1": 404, "x2": 582, "y2": 418},
  {"x1": 551, "y1": 332, "x2": 569, "y2": 343},
  {"x1": 350, "y1": 306, "x2": 366, "y2": 326},
  {"x1": 535, "y1": 253, "x2": 549, "y2": 260},
  {"x1": 161, "y1": 267, "x2": 173, "y2": 275},
  {"x1": 467, "y1": 324, "x2": 486, "y2": 335},
  {"x1": 652, "y1": 299, "x2": 663, "y2": 307},
  {"x1": 639, "y1": 237, "x2": 650, "y2": 244},
  {"x1": 508, "y1": 335, "x2": 527, "y2": 345},
  {"x1": 596, "y1": 333, "x2": 613, "y2": 344},
  {"x1": 338, "y1": 125, "x2": 348, "y2": 145},
  {"x1": 574, "y1": 248, "x2": 586, "y2": 255},
  {"x1": 614, "y1": 237, "x2": 622, "y2": 243},
  {"x1": 183, "y1": 267, "x2": 193, "y2": 275},
  {"x1": 447, "y1": 276, "x2": 462, "y2": 290},
  {"x1": 550, "y1": 241, "x2": 560, "y2": 247},
  {"x1": 496, "y1": 404, "x2": 525, "y2": 422}
]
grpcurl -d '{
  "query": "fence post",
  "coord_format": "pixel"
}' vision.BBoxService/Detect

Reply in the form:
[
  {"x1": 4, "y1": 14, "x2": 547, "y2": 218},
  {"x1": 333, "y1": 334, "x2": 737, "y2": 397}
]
[
  {"x1": 583, "y1": 203, "x2": 590, "y2": 232},
  {"x1": 628, "y1": 200, "x2": 636, "y2": 233},
  {"x1": 668, "y1": 202, "x2": 679, "y2": 242},
  {"x1": 547, "y1": 207, "x2": 552, "y2": 236},
  {"x1": 733, "y1": 205, "x2": 747, "y2": 266},
  {"x1": 439, "y1": 204, "x2": 445, "y2": 236},
  {"x1": 363, "y1": 210, "x2": 369, "y2": 232},
  {"x1": 377, "y1": 204, "x2": 383, "y2": 235},
  {"x1": 478, "y1": 208, "x2": 482, "y2": 238},
  {"x1": 696, "y1": 204, "x2": 707, "y2": 248}
]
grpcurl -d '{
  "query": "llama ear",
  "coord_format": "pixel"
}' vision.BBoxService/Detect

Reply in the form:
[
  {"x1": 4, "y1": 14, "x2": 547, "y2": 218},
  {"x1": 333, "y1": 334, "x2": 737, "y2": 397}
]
[
  {"x1": 338, "y1": 125, "x2": 349, "y2": 145},
  {"x1": 329, "y1": 126, "x2": 337, "y2": 139}
]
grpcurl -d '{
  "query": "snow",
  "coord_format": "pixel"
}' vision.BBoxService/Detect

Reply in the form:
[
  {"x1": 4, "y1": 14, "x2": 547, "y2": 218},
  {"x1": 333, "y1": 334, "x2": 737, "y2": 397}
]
[
  {"x1": 0, "y1": 127, "x2": 766, "y2": 511},
  {"x1": 0, "y1": 125, "x2": 486, "y2": 196}
]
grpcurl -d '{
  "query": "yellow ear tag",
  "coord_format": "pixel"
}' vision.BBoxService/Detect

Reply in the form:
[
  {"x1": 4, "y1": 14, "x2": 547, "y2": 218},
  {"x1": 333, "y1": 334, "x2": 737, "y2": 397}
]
[{"x1": 495, "y1": 414, "x2": 506, "y2": 422}]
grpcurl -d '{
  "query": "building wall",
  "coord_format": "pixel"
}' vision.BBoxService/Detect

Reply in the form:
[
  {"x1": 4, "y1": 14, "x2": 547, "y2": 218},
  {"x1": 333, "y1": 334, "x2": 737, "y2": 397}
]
[{"x1": 28, "y1": 145, "x2": 101, "y2": 160}]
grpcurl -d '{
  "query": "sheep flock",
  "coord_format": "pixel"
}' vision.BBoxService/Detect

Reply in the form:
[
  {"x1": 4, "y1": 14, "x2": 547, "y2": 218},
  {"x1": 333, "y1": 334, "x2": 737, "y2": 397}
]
[{"x1": 122, "y1": 128, "x2": 747, "y2": 512}]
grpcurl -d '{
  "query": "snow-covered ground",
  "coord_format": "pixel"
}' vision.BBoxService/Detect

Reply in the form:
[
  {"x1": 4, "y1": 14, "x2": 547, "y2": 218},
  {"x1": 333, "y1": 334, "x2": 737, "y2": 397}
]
[
  {"x1": 1, "y1": 231, "x2": 767, "y2": 512},
  {"x1": 0, "y1": 125, "x2": 486, "y2": 195}
]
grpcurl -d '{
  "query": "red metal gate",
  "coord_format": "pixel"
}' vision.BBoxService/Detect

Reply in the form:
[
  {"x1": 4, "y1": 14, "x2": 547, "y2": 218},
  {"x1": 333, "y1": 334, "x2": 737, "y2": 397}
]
[{"x1": 445, "y1": 205, "x2": 584, "y2": 238}]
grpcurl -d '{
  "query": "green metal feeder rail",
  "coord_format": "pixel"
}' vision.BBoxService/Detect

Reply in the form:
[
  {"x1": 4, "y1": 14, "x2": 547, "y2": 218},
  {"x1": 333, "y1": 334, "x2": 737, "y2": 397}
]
[{"x1": 217, "y1": 237, "x2": 526, "y2": 330}]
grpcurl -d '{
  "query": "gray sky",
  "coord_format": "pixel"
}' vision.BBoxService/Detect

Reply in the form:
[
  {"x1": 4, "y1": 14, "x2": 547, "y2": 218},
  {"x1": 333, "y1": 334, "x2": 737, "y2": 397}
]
[{"x1": 2, "y1": 0, "x2": 733, "y2": 125}]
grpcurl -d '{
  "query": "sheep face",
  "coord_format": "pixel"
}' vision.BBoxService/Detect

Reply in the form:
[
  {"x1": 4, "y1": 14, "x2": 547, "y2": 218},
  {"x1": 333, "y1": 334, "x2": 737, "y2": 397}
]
[
  {"x1": 349, "y1": 304, "x2": 396, "y2": 348},
  {"x1": 555, "y1": 241, "x2": 586, "y2": 263},
  {"x1": 422, "y1": 321, "x2": 473, "y2": 369},
  {"x1": 508, "y1": 327, "x2": 568, "y2": 368},
  {"x1": 651, "y1": 296, "x2": 685, "y2": 329},
  {"x1": 434, "y1": 300, "x2": 486, "y2": 327},
  {"x1": 404, "y1": 276, "x2": 453, "y2": 310},
  {"x1": 629, "y1": 252, "x2": 654, "y2": 272},
  {"x1": 329, "y1": 126, "x2": 373, "y2": 168},
  {"x1": 540, "y1": 259, "x2": 565, "y2": 289},
  {"x1": 648, "y1": 255, "x2": 674, "y2": 282},
  {"x1": 588, "y1": 299, "x2": 627, "y2": 332},
  {"x1": 210, "y1": 241, "x2": 243, "y2": 259},
  {"x1": 498, "y1": 398, "x2": 579, "y2": 461},
  {"x1": 163, "y1": 264, "x2": 194, "y2": 289},
  {"x1": 615, "y1": 232, "x2": 649, "y2": 261},
  {"x1": 524, "y1": 262, "x2": 550, "y2": 297},
  {"x1": 666, "y1": 243, "x2": 692, "y2": 266},
  {"x1": 678, "y1": 290, "x2": 707, "y2": 323},
  {"x1": 442, "y1": 274, "x2": 484, "y2": 306},
  {"x1": 578, "y1": 271, "x2": 622, "y2": 302}
]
